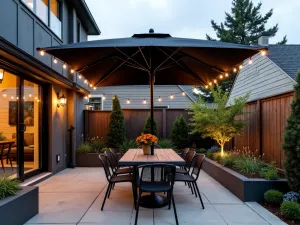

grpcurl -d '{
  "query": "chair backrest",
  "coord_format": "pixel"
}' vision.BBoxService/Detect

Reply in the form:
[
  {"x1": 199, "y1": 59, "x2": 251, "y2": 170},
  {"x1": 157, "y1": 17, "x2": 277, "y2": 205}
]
[
  {"x1": 181, "y1": 148, "x2": 190, "y2": 159},
  {"x1": 191, "y1": 154, "x2": 206, "y2": 180},
  {"x1": 138, "y1": 163, "x2": 176, "y2": 190},
  {"x1": 185, "y1": 150, "x2": 196, "y2": 171},
  {"x1": 105, "y1": 150, "x2": 118, "y2": 169},
  {"x1": 98, "y1": 154, "x2": 112, "y2": 181},
  {"x1": 110, "y1": 149, "x2": 121, "y2": 161}
]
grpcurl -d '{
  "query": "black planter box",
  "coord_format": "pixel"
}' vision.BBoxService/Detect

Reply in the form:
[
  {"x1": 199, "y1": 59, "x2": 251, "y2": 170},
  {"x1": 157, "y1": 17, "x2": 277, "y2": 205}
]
[
  {"x1": 0, "y1": 186, "x2": 38, "y2": 225},
  {"x1": 76, "y1": 152, "x2": 102, "y2": 167},
  {"x1": 202, "y1": 158, "x2": 289, "y2": 202}
]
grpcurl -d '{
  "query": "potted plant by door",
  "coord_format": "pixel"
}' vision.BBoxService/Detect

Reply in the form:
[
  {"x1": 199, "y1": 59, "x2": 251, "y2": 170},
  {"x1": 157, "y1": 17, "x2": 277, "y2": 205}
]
[{"x1": 136, "y1": 133, "x2": 158, "y2": 155}]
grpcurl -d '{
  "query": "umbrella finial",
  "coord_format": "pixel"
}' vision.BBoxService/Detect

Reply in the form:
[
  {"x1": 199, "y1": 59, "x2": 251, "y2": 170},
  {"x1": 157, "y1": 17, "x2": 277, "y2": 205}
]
[{"x1": 149, "y1": 28, "x2": 154, "y2": 34}]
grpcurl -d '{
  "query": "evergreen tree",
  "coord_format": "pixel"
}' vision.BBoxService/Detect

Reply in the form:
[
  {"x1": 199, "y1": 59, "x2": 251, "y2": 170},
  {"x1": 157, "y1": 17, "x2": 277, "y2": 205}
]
[
  {"x1": 107, "y1": 95, "x2": 125, "y2": 148},
  {"x1": 171, "y1": 115, "x2": 189, "y2": 149},
  {"x1": 143, "y1": 115, "x2": 158, "y2": 136},
  {"x1": 203, "y1": 0, "x2": 287, "y2": 102},
  {"x1": 282, "y1": 72, "x2": 300, "y2": 192}
]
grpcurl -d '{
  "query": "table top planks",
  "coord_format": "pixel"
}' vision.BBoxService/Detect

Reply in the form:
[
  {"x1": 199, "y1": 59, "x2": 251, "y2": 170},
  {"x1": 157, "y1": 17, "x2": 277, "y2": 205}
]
[{"x1": 119, "y1": 149, "x2": 185, "y2": 166}]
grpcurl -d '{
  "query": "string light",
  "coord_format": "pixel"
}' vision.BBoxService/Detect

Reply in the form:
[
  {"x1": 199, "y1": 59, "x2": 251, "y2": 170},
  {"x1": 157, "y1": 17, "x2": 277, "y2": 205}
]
[
  {"x1": 63, "y1": 63, "x2": 67, "y2": 69},
  {"x1": 261, "y1": 50, "x2": 267, "y2": 56},
  {"x1": 170, "y1": 94, "x2": 174, "y2": 99},
  {"x1": 233, "y1": 68, "x2": 237, "y2": 72},
  {"x1": 70, "y1": 69, "x2": 74, "y2": 74},
  {"x1": 143, "y1": 99, "x2": 147, "y2": 104},
  {"x1": 102, "y1": 94, "x2": 106, "y2": 100},
  {"x1": 78, "y1": 74, "x2": 82, "y2": 79},
  {"x1": 225, "y1": 73, "x2": 229, "y2": 77},
  {"x1": 84, "y1": 96, "x2": 88, "y2": 99},
  {"x1": 209, "y1": 82, "x2": 212, "y2": 86},
  {"x1": 219, "y1": 74, "x2": 223, "y2": 79},
  {"x1": 3, "y1": 94, "x2": 6, "y2": 97},
  {"x1": 88, "y1": 94, "x2": 91, "y2": 98},
  {"x1": 40, "y1": 50, "x2": 45, "y2": 56},
  {"x1": 16, "y1": 97, "x2": 19, "y2": 100},
  {"x1": 239, "y1": 65, "x2": 243, "y2": 69},
  {"x1": 90, "y1": 84, "x2": 93, "y2": 88},
  {"x1": 182, "y1": 92, "x2": 186, "y2": 96},
  {"x1": 11, "y1": 96, "x2": 14, "y2": 99},
  {"x1": 158, "y1": 96, "x2": 162, "y2": 102},
  {"x1": 193, "y1": 87, "x2": 198, "y2": 92},
  {"x1": 126, "y1": 98, "x2": 130, "y2": 104},
  {"x1": 249, "y1": 57, "x2": 253, "y2": 65},
  {"x1": 205, "y1": 85, "x2": 208, "y2": 89},
  {"x1": 93, "y1": 87, "x2": 96, "y2": 90},
  {"x1": 35, "y1": 97, "x2": 38, "y2": 100},
  {"x1": 213, "y1": 79, "x2": 217, "y2": 84},
  {"x1": 53, "y1": 58, "x2": 58, "y2": 64},
  {"x1": 37, "y1": 99, "x2": 40, "y2": 103},
  {"x1": 29, "y1": 93, "x2": 32, "y2": 97},
  {"x1": 84, "y1": 79, "x2": 88, "y2": 84}
]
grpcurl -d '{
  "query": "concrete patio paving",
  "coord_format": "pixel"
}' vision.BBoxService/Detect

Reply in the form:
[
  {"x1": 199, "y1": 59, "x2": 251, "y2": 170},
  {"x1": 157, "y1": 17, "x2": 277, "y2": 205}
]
[{"x1": 25, "y1": 168, "x2": 286, "y2": 225}]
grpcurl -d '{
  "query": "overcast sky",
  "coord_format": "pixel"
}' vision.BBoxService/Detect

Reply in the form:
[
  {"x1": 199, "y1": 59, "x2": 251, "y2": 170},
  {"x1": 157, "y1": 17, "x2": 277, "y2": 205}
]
[{"x1": 85, "y1": 0, "x2": 300, "y2": 44}]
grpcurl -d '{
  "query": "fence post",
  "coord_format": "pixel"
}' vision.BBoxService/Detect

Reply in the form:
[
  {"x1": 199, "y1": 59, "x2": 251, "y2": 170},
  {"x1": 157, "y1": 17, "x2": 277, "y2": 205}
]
[{"x1": 162, "y1": 109, "x2": 167, "y2": 138}]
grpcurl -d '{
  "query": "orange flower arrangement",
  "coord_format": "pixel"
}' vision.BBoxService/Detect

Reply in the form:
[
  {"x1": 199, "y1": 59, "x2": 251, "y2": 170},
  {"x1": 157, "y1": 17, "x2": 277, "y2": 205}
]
[{"x1": 136, "y1": 133, "x2": 158, "y2": 146}]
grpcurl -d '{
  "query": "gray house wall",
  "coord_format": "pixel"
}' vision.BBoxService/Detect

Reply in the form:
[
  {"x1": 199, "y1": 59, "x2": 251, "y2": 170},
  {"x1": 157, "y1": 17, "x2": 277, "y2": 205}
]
[
  {"x1": 91, "y1": 85, "x2": 195, "y2": 110},
  {"x1": 227, "y1": 52, "x2": 296, "y2": 105}
]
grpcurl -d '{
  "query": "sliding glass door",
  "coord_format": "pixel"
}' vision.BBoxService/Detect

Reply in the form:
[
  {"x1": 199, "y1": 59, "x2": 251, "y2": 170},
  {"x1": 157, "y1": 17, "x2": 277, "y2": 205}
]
[{"x1": 0, "y1": 71, "x2": 45, "y2": 180}]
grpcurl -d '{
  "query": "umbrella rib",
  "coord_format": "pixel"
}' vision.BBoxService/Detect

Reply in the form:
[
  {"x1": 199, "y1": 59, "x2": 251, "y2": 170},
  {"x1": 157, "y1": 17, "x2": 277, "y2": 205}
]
[
  {"x1": 94, "y1": 49, "x2": 145, "y2": 86},
  {"x1": 115, "y1": 47, "x2": 148, "y2": 71},
  {"x1": 139, "y1": 47, "x2": 150, "y2": 69},
  {"x1": 156, "y1": 56, "x2": 186, "y2": 72},
  {"x1": 123, "y1": 63, "x2": 148, "y2": 71},
  {"x1": 114, "y1": 56, "x2": 146, "y2": 71},
  {"x1": 76, "y1": 55, "x2": 115, "y2": 73},
  {"x1": 164, "y1": 47, "x2": 225, "y2": 73},
  {"x1": 154, "y1": 47, "x2": 181, "y2": 72},
  {"x1": 156, "y1": 47, "x2": 206, "y2": 85}
]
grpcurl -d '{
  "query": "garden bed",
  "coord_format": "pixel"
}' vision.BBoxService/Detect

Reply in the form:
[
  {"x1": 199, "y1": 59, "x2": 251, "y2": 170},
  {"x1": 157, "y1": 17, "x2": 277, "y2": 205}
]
[
  {"x1": 202, "y1": 158, "x2": 289, "y2": 202},
  {"x1": 0, "y1": 186, "x2": 39, "y2": 225},
  {"x1": 76, "y1": 152, "x2": 102, "y2": 167}
]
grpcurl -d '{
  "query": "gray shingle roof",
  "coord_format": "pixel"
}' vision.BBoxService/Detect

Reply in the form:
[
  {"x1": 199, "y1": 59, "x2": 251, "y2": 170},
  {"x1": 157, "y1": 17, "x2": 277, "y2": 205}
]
[{"x1": 267, "y1": 45, "x2": 300, "y2": 80}]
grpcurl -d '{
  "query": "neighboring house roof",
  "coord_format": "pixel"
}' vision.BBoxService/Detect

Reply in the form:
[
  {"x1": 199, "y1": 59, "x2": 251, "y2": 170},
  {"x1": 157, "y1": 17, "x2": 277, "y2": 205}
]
[
  {"x1": 178, "y1": 85, "x2": 198, "y2": 102},
  {"x1": 68, "y1": 0, "x2": 101, "y2": 35},
  {"x1": 267, "y1": 45, "x2": 300, "y2": 80}
]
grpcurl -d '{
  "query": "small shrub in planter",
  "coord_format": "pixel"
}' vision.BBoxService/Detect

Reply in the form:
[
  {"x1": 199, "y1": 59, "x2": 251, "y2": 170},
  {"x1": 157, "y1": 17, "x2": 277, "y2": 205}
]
[
  {"x1": 283, "y1": 192, "x2": 300, "y2": 203},
  {"x1": 89, "y1": 138, "x2": 106, "y2": 153},
  {"x1": 234, "y1": 157, "x2": 264, "y2": 176},
  {"x1": 259, "y1": 162, "x2": 279, "y2": 180},
  {"x1": 221, "y1": 154, "x2": 235, "y2": 167},
  {"x1": 158, "y1": 139, "x2": 175, "y2": 149},
  {"x1": 77, "y1": 142, "x2": 92, "y2": 153},
  {"x1": 171, "y1": 115, "x2": 189, "y2": 148},
  {"x1": 0, "y1": 177, "x2": 20, "y2": 200},
  {"x1": 264, "y1": 190, "x2": 283, "y2": 205},
  {"x1": 280, "y1": 201, "x2": 300, "y2": 221}
]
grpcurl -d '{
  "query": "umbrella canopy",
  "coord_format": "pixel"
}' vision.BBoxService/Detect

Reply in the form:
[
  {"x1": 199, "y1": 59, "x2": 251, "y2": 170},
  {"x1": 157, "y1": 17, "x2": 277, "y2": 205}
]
[{"x1": 38, "y1": 30, "x2": 266, "y2": 87}]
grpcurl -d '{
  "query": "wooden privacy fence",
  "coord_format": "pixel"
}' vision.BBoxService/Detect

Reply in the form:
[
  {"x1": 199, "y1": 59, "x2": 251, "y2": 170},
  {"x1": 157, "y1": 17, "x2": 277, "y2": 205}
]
[
  {"x1": 84, "y1": 109, "x2": 190, "y2": 140},
  {"x1": 228, "y1": 92, "x2": 294, "y2": 169}
]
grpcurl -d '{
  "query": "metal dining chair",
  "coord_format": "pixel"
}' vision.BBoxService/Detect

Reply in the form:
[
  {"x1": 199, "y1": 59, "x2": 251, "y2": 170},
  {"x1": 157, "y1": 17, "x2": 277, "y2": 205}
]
[
  {"x1": 176, "y1": 150, "x2": 196, "y2": 174},
  {"x1": 98, "y1": 154, "x2": 137, "y2": 211},
  {"x1": 134, "y1": 163, "x2": 179, "y2": 225},
  {"x1": 175, "y1": 154, "x2": 206, "y2": 209},
  {"x1": 104, "y1": 150, "x2": 134, "y2": 175}
]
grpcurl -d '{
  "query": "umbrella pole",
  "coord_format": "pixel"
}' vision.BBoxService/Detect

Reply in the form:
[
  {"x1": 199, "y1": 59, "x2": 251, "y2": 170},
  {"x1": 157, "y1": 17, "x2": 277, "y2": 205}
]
[{"x1": 150, "y1": 72, "x2": 154, "y2": 155}]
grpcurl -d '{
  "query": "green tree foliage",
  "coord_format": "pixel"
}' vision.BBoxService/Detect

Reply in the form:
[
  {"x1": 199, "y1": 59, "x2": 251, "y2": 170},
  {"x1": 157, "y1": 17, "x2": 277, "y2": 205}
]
[
  {"x1": 171, "y1": 115, "x2": 189, "y2": 149},
  {"x1": 143, "y1": 115, "x2": 158, "y2": 136},
  {"x1": 107, "y1": 96, "x2": 125, "y2": 148},
  {"x1": 189, "y1": 86, "x2": 249, "y2": 156},
  {"x1": 283, "y1": 72, "x2": 300, "y2": 192},
  {"x1": 203, "y1": 0, "x2": 287, "y2": 101}
]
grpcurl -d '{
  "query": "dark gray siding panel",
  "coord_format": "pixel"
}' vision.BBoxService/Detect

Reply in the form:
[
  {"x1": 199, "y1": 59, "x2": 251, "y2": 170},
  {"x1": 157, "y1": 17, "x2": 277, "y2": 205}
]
[
  {"x1": 51, "y1": 39, "x2": 63, "y2": 74},
  {"x1": 0, "y1": 0, "x2": 18, "y2": 45},
  {"x1": 35, "y1": 24, "x2": 52, "y2": 67},
  {"x1": 80, "y1": 25, "x2": 88, "y2": 42},
  {"x1": 18, "y1": 9, "x2": 34, "y2": 55}
]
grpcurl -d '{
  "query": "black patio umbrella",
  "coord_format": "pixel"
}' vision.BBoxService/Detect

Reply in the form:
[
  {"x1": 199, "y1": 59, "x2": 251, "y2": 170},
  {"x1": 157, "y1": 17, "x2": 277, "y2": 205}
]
[{"x1": 38, "y1": 29, "x2": 266, "y2": 153}]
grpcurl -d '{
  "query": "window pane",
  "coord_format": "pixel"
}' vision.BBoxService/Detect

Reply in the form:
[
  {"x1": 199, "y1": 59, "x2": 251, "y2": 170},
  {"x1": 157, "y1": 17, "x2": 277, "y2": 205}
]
[
  {"x1": 50, "y1": 0, "x2": 60, "y2": 18},
  {"x1": 50, "y1": 0, "x2": 62, "y2": 38},
  {"x1": 36, "y1": 0, "x2": 49, "y2": 25}
]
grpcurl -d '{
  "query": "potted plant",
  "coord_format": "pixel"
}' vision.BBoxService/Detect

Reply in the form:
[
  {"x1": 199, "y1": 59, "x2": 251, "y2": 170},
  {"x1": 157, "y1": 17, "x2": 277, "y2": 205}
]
[{"x1": 136, "y1": 133, "x2": 158, "y2": 155}]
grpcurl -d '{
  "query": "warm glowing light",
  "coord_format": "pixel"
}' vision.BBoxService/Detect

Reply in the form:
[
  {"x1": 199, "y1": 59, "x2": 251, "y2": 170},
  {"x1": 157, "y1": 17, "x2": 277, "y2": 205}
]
[
  {"x1": 90, "y1": 84, "x2": 93, "y2": 87},
  {"x1": 261, "y1": 50, "x2": 267, "y2": 56},
  {"x1": 209, "y1": 82, "x2": 212, "y2": 86},
  {"x1": 205, "y1": 85, "x2": 208, "y2": 89},
  {"x1": 70, "y1": 69, "x2": 74, "y2": 74},
  {"x1": 53, "y1": 58, "x2": 58, "y2": 64},
  {"x1": 225, "y1": 73, "x2": 229, "y2": 77},
  {"x1": 88, "y1": 94, "x2": 91, "y2": 98},
  {"x1": 143, "y1": 99, "x2": 147, "y2": 104},
  {"x1": 239, "y1": 65, "x2": 243, "y2": 69},
  {"x1": 84, "y1": 96, "x2": 88, "y2": 99},
  {"x1": 63, "y1": 63, "x2": 67, "y2": 69},
  {"x1": 84, "y1": 79, "x2": 88, "y2": 83},
  {"x1": 23, "y1": 96, "x2": 26, "y2": 100},
  {"x1": 182, "y1": 92, "x2": 186, "y2": 96},
  {"x1": 102, "y1": 94, "x2": 106, "y2": 100},
  {"x1": 16, "y1": 97, "x2": 19, "y2": 100},
  {"x1": 35, "y1": 97, "x2": 38, "y2": 100},
  {"x1": 233, "y1": 68, "x2": 237, "y2": 72},
  {"x1": 40, "y1": 50, "x2": 45, "y2": 56},
  {"x1": 193, "y1": 87, "x2": 197, "y2": 92},
  {"x1": 93, "y1": 87, "x2": 96, "y2": 90},
  {"x1": 29, "y1": 94, "x2": 32, "y2": 97},
  {"x1": 158, "y1": 96, "x2": 162, "y2": 102},
  {"x1": 170, "y1": 94, "x2": 174, "y2": 99},
  {"x1": 3, "y1": 94, "x2": 6, "y2": 97},
  {"x1": 126, "y1": 98, "x2": 130, "y2": 104},
  {"x1": 249, "y1": 58, "x2": 253, "y2": 64},
  {"x1": 219, "y1": 75, "x2": 223, "y2": 79},
  {"x1": 78, "y1": 74, "x2": 82, "y2": 79},
  {"x1": 213, "y1": 79, "x2": 217, "y2": 84},
  {"x1": 11, "y1": 96, "x2": 14, "y2": 99},
  {"x1": 37, "y1": 99, "x2": 40, "y2": 102}
]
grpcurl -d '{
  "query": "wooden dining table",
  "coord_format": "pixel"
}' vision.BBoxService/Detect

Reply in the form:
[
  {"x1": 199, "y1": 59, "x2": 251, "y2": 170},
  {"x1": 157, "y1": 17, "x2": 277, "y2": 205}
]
[{"x1": 119, "y1": 148, "x2": 185, "y2": 208}]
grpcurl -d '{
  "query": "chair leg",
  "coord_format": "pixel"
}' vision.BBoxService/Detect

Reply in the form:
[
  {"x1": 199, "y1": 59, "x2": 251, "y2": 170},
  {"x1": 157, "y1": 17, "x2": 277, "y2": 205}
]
[
  {"x1": 134, "y1": 192, "x2": 142, "y2": 225},
  {"x1": 131, "y1": 182, "x2": 137, "y2": 209},
  {"x1": 167, "y1": 191, "x2": 171, "y2": 210},
  {"x1": 189, "y1": 182, "x2": 194, "y2": 194},
  {"x1": 192, "y1": 182, "x2": 198, "y2": 198},
  {"x1": 171, "y1": 192, "x2": 179, "y2": 225},
  {"x1": 9, "y1": 158, "x2": 13, "y2": 169},
  {"x1": 101, "y1": 183, "x2": 111, "y2": 211},
  {"x1": 108, "y1": 183, "x2": 113, "y2": 198},
  {"x1": 194, "y1": 182, "x2": 205, "y2": 209}
]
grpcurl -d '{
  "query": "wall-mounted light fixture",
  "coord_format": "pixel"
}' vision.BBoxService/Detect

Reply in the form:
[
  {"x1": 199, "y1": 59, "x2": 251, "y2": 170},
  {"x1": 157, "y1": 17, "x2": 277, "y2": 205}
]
[
  {"x1": 0, "y1": 69, "x2": 4, "y2": 84},
  {"x1": 57, "y1": 92, "x2": 67, "y2": 108}
]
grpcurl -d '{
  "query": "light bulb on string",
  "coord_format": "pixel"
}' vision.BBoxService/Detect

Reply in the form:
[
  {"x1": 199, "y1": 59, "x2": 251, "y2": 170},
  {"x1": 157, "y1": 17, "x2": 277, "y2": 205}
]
[
  {"x1": 53, "y1": 58, "x2": 58, "y2": 64},
  {"x1": 193, "y1": 87, "x2": 198, "y2": 93},
  {"x1": 225, "y1": 73, "x2": 229, "y2": 77},
  {"x1": 3, "y1": 94, "x2": 6, "y2": 97},
  {"x1": 70, "y1": 69, "x2": 74, "y2": 74},
  {"x1": 205, "y1": 85, "x2": 208, "y2": 89},
  {"x1": 233, "y1": 68, "x2": 237, "y2": 73},
  {"x1": 249, "y1": 58, "x2": 253, "y2": 65},
  {"x1": 143, "y1": 99, "x2": 147, "y2": 104},
  {"x1": 126, "y1": 98, "x2": 131, "y2": 104},
  {"x1": 29, "y1": 93, "x2": 32, "y2": 97},
  {"x1": 88, "y1": 94, "x2": 91, "y2": 98},
  {"x1": 239, "y1": 65, "x2": 243, "y2": 69},
  {"x1": 93, "y1": 87, "x2": 96, "y2": 90},
  {"x1": 213, "y1": 79, "x2": 217, "y2": 84},
  {"x1": 261, "y1": 50, "x2": 267, "y2": 56},
  {"x1": 84, "y1": 79, "x2": 88, "y2": 84},
  {"x1": 11, "y1": 96, "x2": 14, "y2": 99},
  {"x1": 102, "y1": 94, "x2": 106, "y2": 100},
  {"x1": 158, "y1": 96, "x2": 162, "y2": 102},
  {"x1": 209, "y1": 82, "x2": 212, "y2": 86},
  {"x1": 78, "y1": 74, "x2": 82, "y2": 79},
  {"x1": 63, "y1": 63, "x2": 67, "y2": 69},
  {"x1": 84, "y1": 96, "x2": 88, "y2": 99},
  {"x1": 90, "y1": 84, "x2": 93, "y2": 88},
  {"x1": 182, "y1": 92, "x2": 186, "y2": 96},
  {"x1": 219, "y1": 74, "x2": 223, "y2": 79},
  {"x1": 170, "y1": 94, "x2": 174, "y2": 99},
  {"x1": 40, "y1": 50, "x2": 45, "y2": 56}
]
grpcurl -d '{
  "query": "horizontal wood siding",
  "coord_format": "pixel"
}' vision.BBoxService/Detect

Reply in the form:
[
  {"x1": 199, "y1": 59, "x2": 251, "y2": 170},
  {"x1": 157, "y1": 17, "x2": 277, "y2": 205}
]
[
  {"x1": 231, "y1": 92, "x2": 294, "y2": 168},
  {"x1": 91, "y1": 85, "x2": 194, "y2": 110},
  {"x1": 227, "y1": 53, "x2": 295, "y2": 105},
  {"x1": 84, "y1": 109, "x2": 189, "y2": 140}
]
